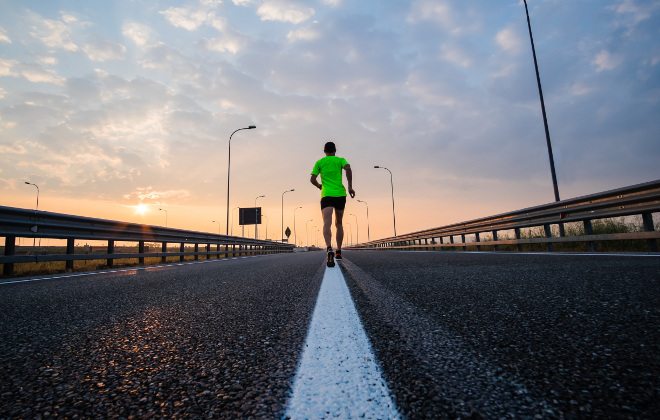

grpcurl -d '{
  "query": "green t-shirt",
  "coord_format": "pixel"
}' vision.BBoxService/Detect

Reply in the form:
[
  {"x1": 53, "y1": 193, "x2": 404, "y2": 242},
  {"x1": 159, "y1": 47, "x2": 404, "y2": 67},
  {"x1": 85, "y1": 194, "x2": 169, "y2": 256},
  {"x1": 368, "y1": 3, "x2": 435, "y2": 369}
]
[{"x1": 311, "y1": 156, "x2": 349, "y2": 197}]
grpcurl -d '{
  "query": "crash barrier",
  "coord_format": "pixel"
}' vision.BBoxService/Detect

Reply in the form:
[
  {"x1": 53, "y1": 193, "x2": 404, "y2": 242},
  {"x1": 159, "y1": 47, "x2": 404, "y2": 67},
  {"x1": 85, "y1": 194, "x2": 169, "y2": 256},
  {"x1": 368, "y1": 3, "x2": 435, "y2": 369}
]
[
  {"x1": 348, "y1": 180, "x2": 660, "y2": 253},
  {"x1": 0, "y1": 206, "x2": 293, "y2": 276}
]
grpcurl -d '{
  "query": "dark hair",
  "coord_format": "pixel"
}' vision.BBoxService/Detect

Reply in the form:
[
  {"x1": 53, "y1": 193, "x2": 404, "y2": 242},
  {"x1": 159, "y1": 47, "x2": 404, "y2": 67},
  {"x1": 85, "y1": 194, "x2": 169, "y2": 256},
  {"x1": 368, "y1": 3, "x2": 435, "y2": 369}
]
[{"x1": 324, "y1": 141, "x2": 336, "y2": 153}]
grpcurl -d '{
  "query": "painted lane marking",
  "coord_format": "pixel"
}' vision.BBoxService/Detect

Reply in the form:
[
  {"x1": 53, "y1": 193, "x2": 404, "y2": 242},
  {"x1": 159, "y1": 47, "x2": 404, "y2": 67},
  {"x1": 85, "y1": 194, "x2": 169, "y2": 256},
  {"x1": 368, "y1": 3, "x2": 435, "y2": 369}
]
[
  {"x1": 0, "y1": 254, "x2": 275, "y2": 286},
  {"x1": 286, "y1": 265, "x2": 400, "y2": 419}
]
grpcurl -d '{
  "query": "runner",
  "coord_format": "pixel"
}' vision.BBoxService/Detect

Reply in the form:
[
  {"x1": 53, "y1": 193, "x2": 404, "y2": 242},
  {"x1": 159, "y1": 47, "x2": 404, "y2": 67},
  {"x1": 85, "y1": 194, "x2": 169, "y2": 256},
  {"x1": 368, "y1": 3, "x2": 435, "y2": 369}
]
[{"x1": 310, "y1": 141, "x2": 356, "y2": 267}]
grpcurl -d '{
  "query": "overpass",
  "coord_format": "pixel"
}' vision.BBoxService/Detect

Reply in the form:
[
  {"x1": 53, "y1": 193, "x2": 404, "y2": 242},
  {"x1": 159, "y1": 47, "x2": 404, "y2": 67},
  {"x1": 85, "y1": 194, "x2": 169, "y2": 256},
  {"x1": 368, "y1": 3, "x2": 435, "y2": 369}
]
[{"x1": 1, "y1": 181, "x2": 659, "y2": 417}]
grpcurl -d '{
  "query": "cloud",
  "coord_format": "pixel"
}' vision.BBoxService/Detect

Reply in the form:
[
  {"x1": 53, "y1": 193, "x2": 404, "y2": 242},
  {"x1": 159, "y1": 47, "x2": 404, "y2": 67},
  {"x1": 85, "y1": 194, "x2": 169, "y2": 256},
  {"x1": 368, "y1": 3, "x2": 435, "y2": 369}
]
[
  {"x1": 82, "y1": 39, "x2": 127, "y2": 62},
  {"x1": 28, "y1": 12, "x2": 79, "y2": 51},
  {"x1": 593, "y1": 50, "x2": 621, "y2": 72},
  {"x1": 122, "y1": 22, "x2": 154, "y2": 47},
  {"x1": 203, "y1": 36, "x2": 244, "y2": 54},
  {"x1": 0, "y1": 27, "x2": 11, "y2": 44},
  {"x1": 257, "y1": 1, "x2": 315, "y2": 24},
  {"x1": 159, "y1": 1, "x2": 226, "y2": 32},
  {"x1": 495, "y1": 27, "x2": 522, "y2": 54},
  {"x1": 0, "y1": 59, "x2": 64, "y2": 85},
  {"x1": 321, "y1": 0, "x2": 342, "y2": 7},
  {"x1": 232, "y1": 0, "x2": 253, "y2": 5},
  {"x1": 569, "y1": 82, "x2": 594, "y2": 96},
  {"x1": 122, "y1": 187, "x2": 192, "y2": 202},
  {"x1": 287, "y1": 27, "x2": 320, "y2": 42},
  {"x1": 0, "y1": 87, "x2": 6, "y2": 99},
  {"x1": 440, "y1": 44, "x2": 472, "y2": 68}
]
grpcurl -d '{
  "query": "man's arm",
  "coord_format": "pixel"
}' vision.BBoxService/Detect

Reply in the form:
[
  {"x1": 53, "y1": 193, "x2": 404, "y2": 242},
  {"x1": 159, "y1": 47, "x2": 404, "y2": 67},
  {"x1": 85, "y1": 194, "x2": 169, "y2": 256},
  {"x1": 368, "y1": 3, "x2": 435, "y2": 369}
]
[
  {"x1": 344, "y1": 164, "x2": 356, "y2": 198},
  {"x1": 310, "y1": 174, "x2": 322, "y2": 190}
]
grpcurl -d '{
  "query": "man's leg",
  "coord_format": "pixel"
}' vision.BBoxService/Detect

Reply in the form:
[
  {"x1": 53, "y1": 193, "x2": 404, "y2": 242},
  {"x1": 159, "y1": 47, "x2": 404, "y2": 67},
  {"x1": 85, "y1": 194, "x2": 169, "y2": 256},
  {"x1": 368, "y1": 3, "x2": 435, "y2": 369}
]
[
  {"x1": 335, "y1": 209, "x2": 344, "y2": 250},
  {"x1": 322, "y1": 207, "x2": 334, "y2": 249}
]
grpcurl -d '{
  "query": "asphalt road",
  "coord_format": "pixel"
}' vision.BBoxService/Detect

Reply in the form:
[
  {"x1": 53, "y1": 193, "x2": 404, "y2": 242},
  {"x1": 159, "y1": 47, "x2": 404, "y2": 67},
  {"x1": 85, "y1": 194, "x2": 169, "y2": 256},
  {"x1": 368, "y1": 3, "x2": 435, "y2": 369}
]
[{"x1": 1, "y1": 251, "x2": 658, "y2": 418}]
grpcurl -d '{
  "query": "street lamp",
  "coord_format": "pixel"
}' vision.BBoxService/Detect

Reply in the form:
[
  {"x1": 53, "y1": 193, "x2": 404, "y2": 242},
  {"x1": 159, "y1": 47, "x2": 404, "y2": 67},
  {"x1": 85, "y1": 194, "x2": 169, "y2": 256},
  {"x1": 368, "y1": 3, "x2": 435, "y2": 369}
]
[
  {"x1": 24, "y1": 181, "x2": 39, "y2": 248},
  {"x1": 262, "y1": 214, "x2": 269, "y2": 240},
  {"x1": 357, "y1": 199, "x2": 370, "y2": 242},
  {"x1": 293, "y1": 206, "x2": 303, "y2": 246},
  {"x1": 374, "y1": 165, "x2": 397, "y2": 237},
  {"x1": 158, "y1": 208, "x2": 168, "y2": 227},
  {"x1": 306, "y1": 219, "x2": 313, "y2": 247},
  {"x1": 522, "y1": 0, "x2": 560, "y2": 202},
  {"x1": 349, "y1": 213, "x2": 359, "y2": 244},
  {"x1": 255, "y1": 194, "x2": 265, "y2": 239},
  {"x1": 281, "y1": 188, "x2": 294, "y2": 242},
  {"x1": 226, "y1": 125, "x2": 256, "y2": 235},
  {"x1": 346, "y1": 222, "x2": 353, "y2": 246}
]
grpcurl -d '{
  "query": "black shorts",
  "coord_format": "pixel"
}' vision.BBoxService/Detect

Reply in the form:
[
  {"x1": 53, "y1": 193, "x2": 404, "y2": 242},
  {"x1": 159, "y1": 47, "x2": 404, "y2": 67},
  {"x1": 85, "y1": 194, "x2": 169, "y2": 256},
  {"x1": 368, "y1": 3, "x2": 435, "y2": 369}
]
[{"x1": 320, "y1": 196, "x2": 346, "y2": 210}]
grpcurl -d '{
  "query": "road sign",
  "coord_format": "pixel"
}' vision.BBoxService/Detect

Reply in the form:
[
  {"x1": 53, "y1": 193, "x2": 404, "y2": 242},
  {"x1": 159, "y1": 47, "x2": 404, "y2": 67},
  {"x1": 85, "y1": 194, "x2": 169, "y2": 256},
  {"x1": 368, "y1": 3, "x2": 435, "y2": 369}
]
[
  {"x1": 239, "y1": 207, "x2": 262, "y2": 225},
  {"x1": 285, "y1": 227, "x2": 291, "y2": 238}
]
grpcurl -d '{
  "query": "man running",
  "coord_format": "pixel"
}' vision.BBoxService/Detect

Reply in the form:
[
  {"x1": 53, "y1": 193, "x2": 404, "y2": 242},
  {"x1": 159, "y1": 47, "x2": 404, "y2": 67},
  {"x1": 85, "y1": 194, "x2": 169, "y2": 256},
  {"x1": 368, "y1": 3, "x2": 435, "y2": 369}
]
[{"x1": 310, "y1": 141, "x2": 355, "y2": 267}]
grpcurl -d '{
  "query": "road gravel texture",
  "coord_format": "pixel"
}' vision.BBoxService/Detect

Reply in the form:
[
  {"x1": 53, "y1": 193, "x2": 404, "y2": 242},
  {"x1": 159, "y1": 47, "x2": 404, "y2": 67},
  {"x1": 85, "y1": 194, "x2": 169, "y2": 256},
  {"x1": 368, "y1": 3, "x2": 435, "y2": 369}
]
[
  {"x1": 0, "y1": 254, "x2": 323, "y2": 418},
  {"x1": 341, "y1": 251, "x2": 660, "y2": 418}
]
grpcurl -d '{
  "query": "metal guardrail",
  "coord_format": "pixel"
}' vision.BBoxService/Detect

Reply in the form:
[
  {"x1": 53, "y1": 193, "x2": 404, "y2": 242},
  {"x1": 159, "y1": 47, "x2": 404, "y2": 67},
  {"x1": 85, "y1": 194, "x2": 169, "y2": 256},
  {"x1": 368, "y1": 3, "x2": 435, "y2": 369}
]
[
  {"x1": 0, "y1": 206, "x2": 294, "y2": 276},
  {"x1": 348, "y1": 180, "x2": 660, "y2": 253}
]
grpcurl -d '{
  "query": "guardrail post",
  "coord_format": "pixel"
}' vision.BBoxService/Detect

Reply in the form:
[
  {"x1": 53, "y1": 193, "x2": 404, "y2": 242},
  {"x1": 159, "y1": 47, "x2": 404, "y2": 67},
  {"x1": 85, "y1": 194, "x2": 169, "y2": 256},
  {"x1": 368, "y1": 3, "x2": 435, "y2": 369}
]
[
  {"x1": 514, "y1": 228, "x2": 522, "y2": 252},
  {"x1": 216, "y1": 244, "x2": 221, "y2": 259},
  {"x1": 206, "y1": 244, "x2": 211, "y2": 260},
  {"x1": 180, "y1": 243, "x2": 185, "y2": 262},
  {"x1": 232, "y1": 244, "x2": 236, "y2": 257},
  {"x1": 107, "y1": 240, "x2": 115, "y2": 267},
  {"x1": 544, "y1": 224, "x2": 553, "y2": 252},
  {"x1": 194, "y1": 243, "x2": 199, "y2": 261},
  {"x1": 138, "y1": 241, "x2": 145, "y2": 265},
  {"x1": 66, "y1": 238, "x2": 75, "y2": 272},
  {"x1": 492, "y1": 230, "x2": 499, "y2": 251},
  {"x1": 475, "y1": 232, "x2": 481, "y2": 251},
  {"x1": 161, "y1": 242, "x2": 167, "y2": 263},
  {"x1": 583, "y1": 220, "x2": 595, "y2": 252},
  {"x1": 642, "y1": 212, "x2": 658, "y2": 252},
  {"x1": 461, "y1": 234, "x2": 467, "y2": 251},
  {"x1": 3, "y1": 235, "x2": 16, "y2": 276},
  {"x1": 424, "y1": 238, "x2": 429, "y2": 251}
]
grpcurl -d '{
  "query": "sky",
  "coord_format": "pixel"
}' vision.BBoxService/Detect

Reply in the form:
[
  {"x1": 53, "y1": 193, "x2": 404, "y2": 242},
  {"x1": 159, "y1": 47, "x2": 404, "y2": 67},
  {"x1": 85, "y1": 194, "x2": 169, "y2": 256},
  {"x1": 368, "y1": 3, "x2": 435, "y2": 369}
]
[{"x1": 0, "y1": 0, "x2": 659, "y2": 244}]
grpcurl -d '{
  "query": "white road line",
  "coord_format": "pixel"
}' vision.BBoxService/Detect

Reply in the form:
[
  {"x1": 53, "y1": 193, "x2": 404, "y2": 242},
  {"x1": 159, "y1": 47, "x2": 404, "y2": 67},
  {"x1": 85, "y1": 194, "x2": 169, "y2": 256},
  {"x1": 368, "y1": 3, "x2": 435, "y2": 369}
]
[
  {"x1": 286, "y1": 265, "x2": 400, "y2": 419},
  {"x1": 0, "y1": 254, "x2": 272, "y2": 286}
]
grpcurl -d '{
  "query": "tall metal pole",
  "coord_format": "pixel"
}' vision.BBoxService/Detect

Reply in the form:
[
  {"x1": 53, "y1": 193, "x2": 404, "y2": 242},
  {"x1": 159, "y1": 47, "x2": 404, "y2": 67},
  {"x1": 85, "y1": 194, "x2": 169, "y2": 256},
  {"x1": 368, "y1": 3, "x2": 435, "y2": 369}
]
[
  {"x1": 159, "y1": 208, "x2": 168, "y2": 227},
  {"x1": 281, "y1": 189, "x2": 294, "y2": 242},
  {"x1": 523, "y1": 0, "x2": 560, "y2": 202},
  {"x1": 254, "y1": 195, "x2": 265, "y2": 239},
  {"x1": 346, "y1": 222, "x2": 353, "y2": 245},
  {"x1": 349, "y1": 213, "x2": 359, "y2": 244},
  {"x1": 375, "y1": 166, "x2": 397, "y2": 236},
  {"x1": 226, "y1": 125, "x2": 256, "y2": 236},
  {"x1": 357, "y1": 199, "x2": 370, "y2": 242},
  {"x1": 293, "y1": 206, "x2": 302, "y2": 246},
  {"x1": 25, "y1": 181, "x2": 39, "y2": 248}
]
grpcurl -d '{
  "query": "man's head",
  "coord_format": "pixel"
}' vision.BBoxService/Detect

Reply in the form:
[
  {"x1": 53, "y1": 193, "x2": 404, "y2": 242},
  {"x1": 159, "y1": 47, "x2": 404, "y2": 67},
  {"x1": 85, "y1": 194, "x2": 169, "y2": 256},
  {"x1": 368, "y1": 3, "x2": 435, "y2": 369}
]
[{"x1": 324, "y1": 141, "x2": 336, "y2": 155}]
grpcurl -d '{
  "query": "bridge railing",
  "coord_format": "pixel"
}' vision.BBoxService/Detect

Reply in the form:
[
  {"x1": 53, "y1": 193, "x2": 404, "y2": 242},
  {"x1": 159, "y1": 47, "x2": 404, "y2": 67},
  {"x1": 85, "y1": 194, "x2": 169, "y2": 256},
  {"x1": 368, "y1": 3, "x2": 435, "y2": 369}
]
[
  {"x1": 348, "y1": 180, "x2": 660, "y2": 253},
  {"x1": 0, "y1": 206, "x2": 294, "y2": 276}
]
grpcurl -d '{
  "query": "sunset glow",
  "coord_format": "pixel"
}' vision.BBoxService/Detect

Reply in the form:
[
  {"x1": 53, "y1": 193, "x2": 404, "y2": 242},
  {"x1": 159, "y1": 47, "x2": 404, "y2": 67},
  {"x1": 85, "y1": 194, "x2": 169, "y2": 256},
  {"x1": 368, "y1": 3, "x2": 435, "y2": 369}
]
[{"x1": 0, "y1": 1, "x2": 658, "y2": 243}]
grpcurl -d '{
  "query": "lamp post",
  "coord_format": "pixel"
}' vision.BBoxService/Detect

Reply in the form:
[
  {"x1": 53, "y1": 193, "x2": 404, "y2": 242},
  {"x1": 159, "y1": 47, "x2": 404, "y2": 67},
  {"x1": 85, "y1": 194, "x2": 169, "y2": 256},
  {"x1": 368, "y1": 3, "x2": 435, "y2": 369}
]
[
  {"x1": 293, "y1": 206, "x2": 303, "y2": 246},
  {"x1": 158, "y1": 208, "x2": 168, "y2": 227},
  {"x1": 349, "y1": 213, "x2": 359, "y2": 244},
  {"x1": 255, "y1": 195, "x2": 265, "y2": 239},
  {"x1": 522, "y1": 0, "x2": 560, "y2": 202},
  {"x1": 262, "y1": 214, "x2": 269, "y2": 240},
  {"x1": 24, "y1": 181, "x2": 39, "y2": 248},
  {"x1": 357, "y1": 199, "x2": 370, "y2": 242},
  {"x1": 211, "y1": 220, "x2": 220, "y2": 234},
  {"x1": 226, "y1": 125, "x2": 256, "y2": 236},
  {"x1": 374, "y1": 165, "x2": 397, "y2": 237},
  {"x1": 306, "y1": 219, "x2": 313, "y2": 247},
  {"x1": 281, "y1": 188, "x2": 294, "y2": 242}
]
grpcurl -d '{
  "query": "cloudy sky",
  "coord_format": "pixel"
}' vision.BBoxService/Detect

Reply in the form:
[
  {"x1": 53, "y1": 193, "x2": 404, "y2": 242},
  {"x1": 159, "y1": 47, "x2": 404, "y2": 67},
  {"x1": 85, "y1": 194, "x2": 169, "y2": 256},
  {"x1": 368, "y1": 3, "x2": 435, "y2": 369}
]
[{"x1": 0, "y1": 0, "x2": 658, "y2": 243}]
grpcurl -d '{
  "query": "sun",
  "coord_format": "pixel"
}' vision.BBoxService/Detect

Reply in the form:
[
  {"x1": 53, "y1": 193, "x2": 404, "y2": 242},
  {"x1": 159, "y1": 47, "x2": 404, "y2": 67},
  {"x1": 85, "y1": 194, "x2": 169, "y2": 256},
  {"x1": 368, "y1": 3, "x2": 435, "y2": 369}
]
[{"x1": 134, "y1": 203, "x2": 149, "y2": 215}]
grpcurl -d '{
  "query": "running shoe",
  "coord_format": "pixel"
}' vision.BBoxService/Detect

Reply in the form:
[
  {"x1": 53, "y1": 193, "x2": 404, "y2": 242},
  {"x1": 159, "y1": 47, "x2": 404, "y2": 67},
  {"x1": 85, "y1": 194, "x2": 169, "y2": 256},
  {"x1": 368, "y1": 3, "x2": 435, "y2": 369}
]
[
  {"x1": 335, "y1": 249, "x2": 343, "y2": 260},
  {"x1": 326, "y1": 249, "x2": 335, "y2": 267}
]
